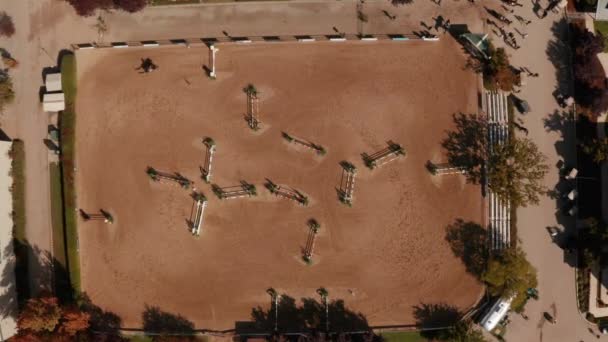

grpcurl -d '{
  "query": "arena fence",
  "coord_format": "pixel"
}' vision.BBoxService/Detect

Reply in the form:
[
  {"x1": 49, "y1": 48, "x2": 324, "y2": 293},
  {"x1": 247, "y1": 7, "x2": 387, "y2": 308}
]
[{"x1": 72, "y1": 33, "x2": 439, "y2": 50}]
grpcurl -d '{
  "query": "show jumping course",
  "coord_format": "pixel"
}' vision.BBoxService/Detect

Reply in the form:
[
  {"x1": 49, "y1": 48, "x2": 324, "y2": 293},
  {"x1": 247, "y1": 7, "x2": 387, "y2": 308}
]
[{"x1": 74, "y1": 36, "x2": 484, "y2": 330}]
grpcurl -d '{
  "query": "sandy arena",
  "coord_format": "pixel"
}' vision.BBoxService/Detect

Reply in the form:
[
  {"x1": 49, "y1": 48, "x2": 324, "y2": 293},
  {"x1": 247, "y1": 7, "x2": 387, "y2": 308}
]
[{"x1": 75, "y1": 38, "x2": 484, "y2": 330}]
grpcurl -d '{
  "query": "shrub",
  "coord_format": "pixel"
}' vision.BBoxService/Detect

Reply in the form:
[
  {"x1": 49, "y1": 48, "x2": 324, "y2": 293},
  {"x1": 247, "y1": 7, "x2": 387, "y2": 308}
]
[
  {"x1": 66, "y1": 0, "x2": 145, "y2": 16},
  {"x1": 66, "y1": 0, "x2": 113, "y2": 16},
  {"x1": 114, "y1": 0, "x2": 147, "y2": 12},
  {"x1": 0, "y1": 70, "x2": 15, "y2": 110},
  {"x1": 484, "y1": 42, "x2": 520, "y2": 91},
  {"x1": 0, "y1": 12, "x2": 15, "y2": 37}
]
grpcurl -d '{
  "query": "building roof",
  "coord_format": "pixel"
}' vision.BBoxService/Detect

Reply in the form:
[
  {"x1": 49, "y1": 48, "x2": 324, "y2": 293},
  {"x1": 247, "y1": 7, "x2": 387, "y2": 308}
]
[
  {"x1": 0, "y1": 140, "x2": 18, "y2": 340},
  {"x1": 43, "y1": 92, "x2": 65, "y2": 112},
  {"x1": 45, "y1": 73, "x2": 62, "y2": 92},
  {"x1": 460, "y1": 33, "x2": 489, "y2": 59},
  {"x1": 598, "y1": 0, "x2": 608, "y2": 20}
]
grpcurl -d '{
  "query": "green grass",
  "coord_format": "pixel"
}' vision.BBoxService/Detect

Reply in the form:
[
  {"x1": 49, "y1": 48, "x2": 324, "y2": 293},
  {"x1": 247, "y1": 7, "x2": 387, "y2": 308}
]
[
  {"x1": 50, "y1": 162, "x2": 72, "y2": 301},
  {"x1": 10, "y1": 140, "x2": 25, "y2": 241},
  {"x1": 594, "y1": 21, "x2": 608, "y2": 52},
  {"x1": 50, "y1": 162, "x2": 66, "y2": 268},
  {"x1": 9, "y1": 139, "x2": 29, "y2": 303},
  {"x1": 60, "y1": 53, "x2": 80, "y2": 297},
  {"x1": 380, "y1": 331, "x2": 426, "y2": 342}
]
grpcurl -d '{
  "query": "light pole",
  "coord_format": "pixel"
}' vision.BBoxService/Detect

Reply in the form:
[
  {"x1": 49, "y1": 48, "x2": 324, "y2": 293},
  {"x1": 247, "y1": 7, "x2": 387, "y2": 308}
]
[
  {"x1": 267, "y1": 288, "x2": 280, "y2": 332},
  {"x1": 209, "y1": 45, "x2": 219, "y2": 79}
]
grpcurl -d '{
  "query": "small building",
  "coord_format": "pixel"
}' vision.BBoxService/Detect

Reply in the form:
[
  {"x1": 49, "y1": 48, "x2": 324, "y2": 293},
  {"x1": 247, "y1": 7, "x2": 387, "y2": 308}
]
[
  {"x1": 45, "y1": 73, "x2": 62, "y2": 92},
  {"x1": 480, "y1": 296, "x2": 513, "y2": 332},
  {"x1": 460, "y1": 33, "x2": 490, "y2": 60},
  {"x1": 43, "y1": 92, "x2": 65, "y2": 112}
]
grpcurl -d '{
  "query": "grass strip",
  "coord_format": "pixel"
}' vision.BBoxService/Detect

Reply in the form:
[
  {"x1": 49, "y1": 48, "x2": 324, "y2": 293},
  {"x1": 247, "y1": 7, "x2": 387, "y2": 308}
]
[
  {"x1": 60, "y1": 53, "x2": 80, "y2": 297},
  {"x1": 380, "y1": 331, "x2": 426, "y2": 342},
  {"x1": 9, "y1": 139, "x2": 29, "y2": 303}
]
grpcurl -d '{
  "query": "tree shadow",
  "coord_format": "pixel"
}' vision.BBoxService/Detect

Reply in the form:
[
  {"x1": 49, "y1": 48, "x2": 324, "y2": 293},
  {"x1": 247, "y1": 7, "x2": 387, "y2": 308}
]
[
  {"x1": 248, "y1": 294, "x2": 369, "y2": 335},
  {"x1": 142, "y1": 305, "x2": 195, "y2": 338},
  {"x1": 445, "y1": 219, "x2": 487, "y2": 278},
  {"x1": 545, "y1": 18, "x2": 573, "y2": 104},
  {"x1": 441, "y1": 113, "x2": 488, "y2": 185},
  {"x1": 413, "y1": 303, "x2": 460, "y2": 339}
]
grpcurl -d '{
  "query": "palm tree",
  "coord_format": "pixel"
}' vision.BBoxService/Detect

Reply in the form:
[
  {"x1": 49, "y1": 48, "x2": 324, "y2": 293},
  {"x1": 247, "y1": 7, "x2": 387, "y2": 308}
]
[{"x1": 316, "y1": 287, "x2": 329, "y2": 332}]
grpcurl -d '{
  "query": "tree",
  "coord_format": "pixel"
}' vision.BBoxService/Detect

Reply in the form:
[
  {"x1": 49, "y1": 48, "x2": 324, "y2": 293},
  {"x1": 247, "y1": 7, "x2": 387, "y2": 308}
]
[
  {"x1": 441, "y1": 113, "x2": 488, "y2": 184},
  {"x1": 0, "y1": 70, "x2": 15, "y2": 110},
  {"x1": 66, "y1": 0, "x2": 145, "y2": 16},
  {"x1": 18, "y1": 296, "x2": 62, "y2": 333},
  {"x1": 114, "y1": 0, "x2": 147, "y2": 12},
  {"x1": 59, "y1": 307, "x2": 90, "y2": 336},
  {"x1": 484, "y1": 42, "x2": 519, "y2": 91},
  {"x1": 487, "y1": 137, "x2": 548, "y2": 207},
  {"x1": 0, "y1": 12, "x2": 15, "y2": 37},
  {"x1": 581, "y1": 137, "x2": 608, "y2": 164},
  {"x1": 446, "y1": 321, "x2": 488, "y2": 342},
  {"x1": 570, "y1": 24, "x2": 608, "y2": 117},
  {"x1": 67, "y1": 0, "x2": 113, "y2": 16},
  {"x1": 482, "y1": 247, "x2": 538, "y2": 310}
]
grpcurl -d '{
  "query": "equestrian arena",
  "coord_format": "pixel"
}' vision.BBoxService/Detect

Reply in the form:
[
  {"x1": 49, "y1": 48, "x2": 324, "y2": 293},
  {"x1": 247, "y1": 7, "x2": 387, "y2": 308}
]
[{"x1": 74, "y1": 37, "x2": 484, "y2": 330}]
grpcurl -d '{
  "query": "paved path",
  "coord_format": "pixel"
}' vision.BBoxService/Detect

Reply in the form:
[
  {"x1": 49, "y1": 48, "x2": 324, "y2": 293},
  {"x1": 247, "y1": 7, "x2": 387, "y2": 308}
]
[{"x1": 486, "y1": 1, "x2": 603, "y2": 340}]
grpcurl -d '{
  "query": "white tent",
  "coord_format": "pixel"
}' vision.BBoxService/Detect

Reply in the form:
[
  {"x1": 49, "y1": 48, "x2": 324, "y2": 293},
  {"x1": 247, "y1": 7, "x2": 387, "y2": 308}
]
[
  {"x1": 45, "y1": 73, "x2": 62, "y2": 92},
  {"x1": 43, "y1": 92, "x2": 65, "y2": 112}
]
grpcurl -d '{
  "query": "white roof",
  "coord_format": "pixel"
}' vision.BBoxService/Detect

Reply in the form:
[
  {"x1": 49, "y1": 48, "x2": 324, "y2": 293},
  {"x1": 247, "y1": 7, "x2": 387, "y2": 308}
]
[
  {"x1": 0, "y1": 140, "x2": 18, "y2": 340},
  {"x1": 45, "y1": 73, "x2": 62, "y2": 92},
  {"x1": 43, "y1": 101, "x2": 65, "y2": 112},
  {"x1": 43, "y1": 92, "x2": 64, "y2": 102},
  {"x1": 480, "y1": 297, "x2": 513, "y2": 332},
  {"x1": 43, "y1": 92, "x2": 65, "y2": 112}
]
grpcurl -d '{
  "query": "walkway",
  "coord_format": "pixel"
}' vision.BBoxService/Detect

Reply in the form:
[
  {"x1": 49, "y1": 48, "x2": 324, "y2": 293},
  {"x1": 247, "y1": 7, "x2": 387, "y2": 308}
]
[
  {"x1": 483, "y1": 91, "x2": 511, "y2": 251},
  {"x1": 486, "y1": 0, "x2": 600, "y2": 340}
]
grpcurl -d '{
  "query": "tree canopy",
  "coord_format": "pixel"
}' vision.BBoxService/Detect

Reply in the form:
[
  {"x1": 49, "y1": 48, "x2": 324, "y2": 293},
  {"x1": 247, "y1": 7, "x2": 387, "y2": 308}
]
[
  {"x1": 482, "y1": 247, "x2": 538, "y2": 310},
  {"x1": 0, "y1": 69, "x2": 15, "y2": 110},
  {"x1": 0, "y1": 12, "x2": 15, "y2": 37},
  {"x1": 581, "y1": 137, "x2": 608, "y2": 164},
  {"x1": 570, "y1": 24, "x2": 608, "y2": 117},
  {"x1": 16, "y1": 295, "x2": 91, "y2": 338},
  {"x1": 66, "y1": 0, "x2": 146, "y2": 16},
  {"x1": 487, "y1": 137, "x2": 549, "y2": 207},
  {"x1": 484, "y1": 42, "x2": 520, "y2": 92},
  {"x1": 18, "y1": 296, "x2": 62, "y2": 333}
]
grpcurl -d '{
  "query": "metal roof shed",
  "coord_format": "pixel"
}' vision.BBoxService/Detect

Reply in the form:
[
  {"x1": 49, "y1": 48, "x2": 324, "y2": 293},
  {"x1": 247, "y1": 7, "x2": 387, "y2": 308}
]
[{"x1": 45, "y1": 73, "x2": 62, "y2": 92}]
